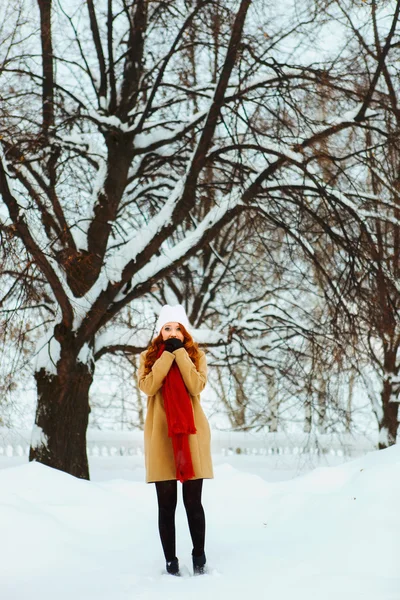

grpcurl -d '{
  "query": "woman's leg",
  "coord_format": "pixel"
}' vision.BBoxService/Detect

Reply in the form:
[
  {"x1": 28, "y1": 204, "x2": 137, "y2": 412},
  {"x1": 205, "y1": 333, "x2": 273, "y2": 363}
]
[
  {"x1": 155, "y1": 480, "x2": 178, "y2": 562},
  {"x1": 182, "y1": 478, "x2": 205, "y2": 558}
]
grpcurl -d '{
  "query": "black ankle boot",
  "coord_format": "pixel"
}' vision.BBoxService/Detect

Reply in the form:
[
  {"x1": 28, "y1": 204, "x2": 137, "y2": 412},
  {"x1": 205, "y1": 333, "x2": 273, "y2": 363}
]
[
  {"x1": 192, "y1": 552, "x2": 206, "y2": 575},
  {"x1": 166, "y1": 557, "x2": 180, "y2": 576}
]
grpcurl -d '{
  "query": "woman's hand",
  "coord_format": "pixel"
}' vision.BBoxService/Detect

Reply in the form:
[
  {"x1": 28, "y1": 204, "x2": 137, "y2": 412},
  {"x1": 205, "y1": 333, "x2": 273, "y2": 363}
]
[{"x1": 164, "y1": 338, "x2": 184, "y2": 352}]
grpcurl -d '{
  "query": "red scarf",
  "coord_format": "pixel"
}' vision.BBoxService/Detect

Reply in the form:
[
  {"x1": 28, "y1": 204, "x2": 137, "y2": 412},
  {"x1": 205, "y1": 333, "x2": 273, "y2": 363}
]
[{"x1": 158, "y1": 345, "x2": 197, "y2": 482}]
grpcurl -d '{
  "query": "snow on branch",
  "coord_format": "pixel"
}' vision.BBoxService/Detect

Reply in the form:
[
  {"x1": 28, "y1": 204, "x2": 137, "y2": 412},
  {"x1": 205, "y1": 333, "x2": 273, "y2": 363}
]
[
  {"x1": 105, "y1": 179, "x2": 185, "y2": 284},
  {"x1": 0, "y1": 148, "x2": 74, "y2": 327},
  {"x1": 94, "y1": 324, "x2": 228, "y2": 359},
  {"x1": 121, "y1": 193, "x2": 243, "y2": 297},
  {"x1": 132, "y1": 110, "x2": 208, "y2": 153}
]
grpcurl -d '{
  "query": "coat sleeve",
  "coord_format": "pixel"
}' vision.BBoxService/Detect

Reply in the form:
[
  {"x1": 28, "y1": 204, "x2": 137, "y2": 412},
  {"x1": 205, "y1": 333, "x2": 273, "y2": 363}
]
[
  {"x1": 173, "y1": 348, "x2": 207, "y2": 396},
  {"x1": 137, "y1": 350, "x2": 175, "y2": 396}
]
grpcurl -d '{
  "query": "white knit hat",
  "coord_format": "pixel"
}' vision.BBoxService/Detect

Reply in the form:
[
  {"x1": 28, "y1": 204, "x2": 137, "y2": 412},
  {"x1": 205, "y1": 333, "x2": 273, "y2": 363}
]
[{"x1": 156, "y1": 304, "x2": 191, "y2": 332}]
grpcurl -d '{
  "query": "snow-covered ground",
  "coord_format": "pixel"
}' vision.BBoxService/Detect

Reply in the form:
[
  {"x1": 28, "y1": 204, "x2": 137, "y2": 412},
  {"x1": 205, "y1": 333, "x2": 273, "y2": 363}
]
[{"x1": 0, "y1": 446, "x2": 398, "y2": 600}]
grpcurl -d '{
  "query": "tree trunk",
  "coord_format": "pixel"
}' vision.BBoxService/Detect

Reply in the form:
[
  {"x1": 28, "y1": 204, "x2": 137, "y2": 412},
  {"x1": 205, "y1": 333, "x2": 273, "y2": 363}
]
[
  {"x1": 268, "y1": 373, "x2": 279, "y2": 432},
  {"x1": 304, "y1": 398, "x2": 312, "y2": 433},
  {"x1": 346, "y1": 371, "x2": 355, "y2": 434},
  {"x1": 378, "y1": 378, "x2": 399, "y2": 449},
  {"x1": 233, "y1": 365, "x2": 247, "y2": 429},
  {"x1": 317, "y1": 379, "x2": 327, "y2": 434},
  {"x1": 29, "y1": 358, "x2": 93, "y2": 479}
]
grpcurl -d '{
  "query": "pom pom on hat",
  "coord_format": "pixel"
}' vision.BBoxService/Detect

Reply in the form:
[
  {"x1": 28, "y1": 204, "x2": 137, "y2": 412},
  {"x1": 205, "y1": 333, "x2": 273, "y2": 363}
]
[{"x1": 156, "y1": 304, "x2": 191, "y2": 332}]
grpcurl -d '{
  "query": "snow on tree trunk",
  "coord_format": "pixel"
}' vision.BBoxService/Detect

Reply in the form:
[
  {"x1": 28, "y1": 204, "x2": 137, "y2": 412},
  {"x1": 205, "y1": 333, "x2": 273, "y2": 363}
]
[{"x1": 30, "y1": 350, "x2": 93, "y2": 479}]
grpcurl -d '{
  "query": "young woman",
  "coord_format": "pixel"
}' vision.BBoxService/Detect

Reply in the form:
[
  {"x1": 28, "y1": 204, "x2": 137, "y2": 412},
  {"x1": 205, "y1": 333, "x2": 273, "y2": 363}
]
[{"x1": 138, "y1": 305, "x2": 213, "y2": 576}]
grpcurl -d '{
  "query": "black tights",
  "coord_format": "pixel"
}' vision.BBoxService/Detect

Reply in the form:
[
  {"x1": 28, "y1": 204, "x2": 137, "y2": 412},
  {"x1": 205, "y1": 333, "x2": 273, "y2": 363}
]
[{"x1": 155, "y1": 479, "x2": 205, "y2": 562}]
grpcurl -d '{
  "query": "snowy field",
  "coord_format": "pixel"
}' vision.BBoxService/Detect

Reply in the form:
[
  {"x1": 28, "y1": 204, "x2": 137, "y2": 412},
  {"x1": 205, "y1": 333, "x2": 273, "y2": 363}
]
[{"x1": 0, "y1": 446, "x2": 398, "y2": 600}]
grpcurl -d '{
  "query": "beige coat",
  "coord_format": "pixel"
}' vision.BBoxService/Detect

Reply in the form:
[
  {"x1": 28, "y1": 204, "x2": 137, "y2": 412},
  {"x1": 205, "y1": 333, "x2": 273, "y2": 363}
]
[{"x1": 138, "y1": 347, "x2": 214, "y2": 483}]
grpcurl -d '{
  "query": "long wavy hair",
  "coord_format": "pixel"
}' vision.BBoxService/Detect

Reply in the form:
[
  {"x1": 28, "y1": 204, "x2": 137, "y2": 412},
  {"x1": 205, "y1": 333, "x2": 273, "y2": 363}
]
[{"x1": 143, "y1": 323, "x2": 201, "y2": 376}]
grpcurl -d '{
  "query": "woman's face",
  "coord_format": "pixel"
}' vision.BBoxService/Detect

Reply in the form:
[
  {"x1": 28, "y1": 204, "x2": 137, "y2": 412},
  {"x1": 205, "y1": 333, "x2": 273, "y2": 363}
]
[{"x1": 161, "y1": 322, "x2": 184, "y2": 342}]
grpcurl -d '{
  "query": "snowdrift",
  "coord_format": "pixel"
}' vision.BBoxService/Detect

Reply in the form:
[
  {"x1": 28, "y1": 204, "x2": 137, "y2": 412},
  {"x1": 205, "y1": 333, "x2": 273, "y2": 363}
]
[{"x1": 0, "y1": 445, "x2": 398, "y2": 600}]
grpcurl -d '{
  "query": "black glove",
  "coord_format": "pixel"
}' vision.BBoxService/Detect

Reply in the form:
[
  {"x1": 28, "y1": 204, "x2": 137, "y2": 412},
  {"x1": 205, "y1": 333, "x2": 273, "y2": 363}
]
[{"x1": 164, "y1": 338, "x2": 184, "y2": 352}]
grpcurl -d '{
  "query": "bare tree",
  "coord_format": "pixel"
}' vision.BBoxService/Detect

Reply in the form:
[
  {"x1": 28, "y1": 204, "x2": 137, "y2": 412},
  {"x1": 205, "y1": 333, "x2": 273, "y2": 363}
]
[
  {"x1": 0, "y1": 0, "x2": 253, "y2": 477},
  {"x1": 302, "y1": 0, "x2": 400, "y2": 446}
]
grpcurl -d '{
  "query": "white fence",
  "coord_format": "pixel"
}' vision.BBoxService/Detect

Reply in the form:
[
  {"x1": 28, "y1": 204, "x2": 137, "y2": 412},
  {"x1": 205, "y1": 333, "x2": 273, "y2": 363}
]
[{"x1": 0, "y1": 428, "x2": 378, "y2": 459}]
